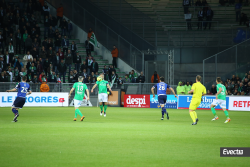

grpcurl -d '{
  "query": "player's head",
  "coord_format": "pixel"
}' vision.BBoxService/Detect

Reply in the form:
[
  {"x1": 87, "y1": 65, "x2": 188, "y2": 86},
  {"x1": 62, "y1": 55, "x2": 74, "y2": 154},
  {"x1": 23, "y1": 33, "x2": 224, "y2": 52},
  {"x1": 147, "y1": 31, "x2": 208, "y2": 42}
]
[
  {"x1": 100, "y1": 73, "x2": 104, "y2": 79},
  {"x1": 160, "y1": 76, "x2": 164, "y2": 82},
  {"x1": 196, "y1": 75, "x2": 202, "y2": 82},
  {"x1": 216, "y1": 77, "x2": 222, "y2": 84},
  {"x1": 78, "y1": 76, "x2": 83, "y2": 82},
  {"x1": 22, "y1": 76, "x2": 27, "y2": 82}
]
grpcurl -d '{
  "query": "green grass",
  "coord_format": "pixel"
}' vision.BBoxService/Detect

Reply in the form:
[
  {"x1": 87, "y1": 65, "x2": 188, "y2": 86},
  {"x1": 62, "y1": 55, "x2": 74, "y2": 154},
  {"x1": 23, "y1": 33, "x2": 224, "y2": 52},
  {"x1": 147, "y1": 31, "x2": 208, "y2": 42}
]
[{"x1": 0, "y1": 107, "x2": 249, "y2": 167}]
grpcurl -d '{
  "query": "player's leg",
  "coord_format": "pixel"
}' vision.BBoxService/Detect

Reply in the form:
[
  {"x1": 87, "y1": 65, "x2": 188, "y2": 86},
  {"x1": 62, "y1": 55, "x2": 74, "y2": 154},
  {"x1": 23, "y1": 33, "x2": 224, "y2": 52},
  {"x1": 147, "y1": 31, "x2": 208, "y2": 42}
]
[
  {"x1": 101, "y1": 93, "x2": 108, "y2": 117},
  {"x1": 74, "y1": 100, "x2": 85, "y2": 121},
  {"x1": 12, "y1": 97, "x2": 25, "y2": 122},
  {"x1": 220, "y1": 100, "x2": 230, "y2": 123},
  {"x1": 163, "y1": 96, "x2": 169, "y2": 120},
  {"x1": 211, "y1": 100, "x2": 219, "y2": 121},
  {"x1": 99, "y1": 93, "x2": 104, "y2": 115},
  {"x1": 189, "y1": 100, "x2": 198, "y2": 125},
  {"x1": 158, "y1": 96, "x2": 165, "y2": 120},
  {"x1": 12, "y1": 107, "x2": 19, "y2": 122}
]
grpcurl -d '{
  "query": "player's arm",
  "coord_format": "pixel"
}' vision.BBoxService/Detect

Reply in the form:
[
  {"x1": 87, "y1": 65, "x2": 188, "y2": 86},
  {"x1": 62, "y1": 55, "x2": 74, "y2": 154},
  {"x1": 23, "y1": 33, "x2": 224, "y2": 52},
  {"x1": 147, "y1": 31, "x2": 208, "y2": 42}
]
[
  {"x1": 26, "y1": 90, "x2": 32, "y2": 96},
  {"x1": 6, "y1": 88, "x2": 17, "y2": 92},
  {"x1": 151, "y1": 86, "x2": 155, "y2": 98},
  {"x1": 86, "y1": 89, "x2": 90, "y2": 101},
  {"x1": 107, "y1": 83, "x2": 112, "y2": 92},
  {"x1": 91, "y1": 84, "x2": 97, "y2": 93},
  {"x1": 169, "y1": 87, "x2": 178, "y2": 98},
  {"x1": 68, "y1": 87, "x2": 75, "y2": 99},
  {"x1": 216, "y1": 87, "x2": 222, "y2": 99},
  {"x1": 188, "y1": 89, "x2": 194, "y2": 94}
]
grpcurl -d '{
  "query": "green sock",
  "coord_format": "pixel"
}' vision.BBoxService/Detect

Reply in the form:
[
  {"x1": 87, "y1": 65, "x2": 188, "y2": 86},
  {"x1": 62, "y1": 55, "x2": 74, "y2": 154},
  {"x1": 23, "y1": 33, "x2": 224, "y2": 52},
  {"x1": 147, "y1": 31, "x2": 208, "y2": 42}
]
[
  {"x1": 224, "y1": 110, "x2": 229, "y2": 119},
  {"x1": 104, "y1": 105, "x2": 108, "y2": 113},
  {"x1": 74, "y1": 110, "x2": 77, "y2": 118},
  {"x1": 211, "y1": 107, "x2": 217, "y2": 117},
  {"x1": 100, "y1": 105, "x2": 103, "y2": 112},
  {"x1": 75, "y1": 109, "x2": 83, "y2": 117}
]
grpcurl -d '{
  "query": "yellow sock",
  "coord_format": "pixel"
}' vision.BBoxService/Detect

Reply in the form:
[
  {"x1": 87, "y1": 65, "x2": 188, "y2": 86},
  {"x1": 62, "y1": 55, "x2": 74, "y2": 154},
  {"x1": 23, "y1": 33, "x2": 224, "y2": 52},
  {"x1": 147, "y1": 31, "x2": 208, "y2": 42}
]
[
  {"x1": 189, "y1": 111, "x2": 196, "y2": 123},
  {"x1": 193, "y1": 111, "x2": 197, "y2": 119}
]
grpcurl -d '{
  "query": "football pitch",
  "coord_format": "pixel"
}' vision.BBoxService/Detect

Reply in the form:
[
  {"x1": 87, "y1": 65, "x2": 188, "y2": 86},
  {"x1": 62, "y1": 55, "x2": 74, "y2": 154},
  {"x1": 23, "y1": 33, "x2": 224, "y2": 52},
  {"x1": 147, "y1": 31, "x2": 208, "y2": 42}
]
[{"x1": 0, "y1": 107, "x2": 249, "y2": 167}]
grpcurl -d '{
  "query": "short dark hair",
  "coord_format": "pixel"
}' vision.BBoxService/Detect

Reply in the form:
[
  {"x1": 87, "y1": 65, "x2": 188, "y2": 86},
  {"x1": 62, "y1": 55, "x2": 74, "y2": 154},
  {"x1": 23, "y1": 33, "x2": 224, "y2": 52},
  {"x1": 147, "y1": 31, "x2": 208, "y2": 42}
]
[
  {"x1": 216, "y1": 77, "x2": 222, "y2": 83},
  {"x1": 160, "y1": 76, "x2": 164, "y2": 81},
  {"x1": 196, "y1": 75, "x2": 202, "y2": 81},
  {"x1": 22, "y1": 76, "x2": 27, "y2": 81}
]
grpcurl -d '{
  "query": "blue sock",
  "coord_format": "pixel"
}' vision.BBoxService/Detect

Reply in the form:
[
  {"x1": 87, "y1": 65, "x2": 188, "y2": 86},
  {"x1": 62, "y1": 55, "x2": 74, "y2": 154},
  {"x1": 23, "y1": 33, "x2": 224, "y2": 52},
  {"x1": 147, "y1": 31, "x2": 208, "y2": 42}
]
[
  {"x1": 161, "y1": 108, "x2": 164, "y2": 117},
  {"x1": 12, "y1": 108, "x2": 18, "y2": 115},
  {"x1": 162, "y1": 107, "x2": 166, "y2": 114}
]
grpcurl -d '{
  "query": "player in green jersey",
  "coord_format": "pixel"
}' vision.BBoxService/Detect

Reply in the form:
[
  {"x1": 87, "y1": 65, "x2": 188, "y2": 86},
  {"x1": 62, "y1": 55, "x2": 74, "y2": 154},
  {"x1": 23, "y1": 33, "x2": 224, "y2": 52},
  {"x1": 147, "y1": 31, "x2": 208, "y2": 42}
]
[
  {"x1": 210, "y1": 77, "x2": 231, "y2": 123},
  {"x1": 68, "y1": 76, "x2": 89, "y2": 121},
  {"x1": 91, "y1": 74, "x2": 112, "y2": 117}
]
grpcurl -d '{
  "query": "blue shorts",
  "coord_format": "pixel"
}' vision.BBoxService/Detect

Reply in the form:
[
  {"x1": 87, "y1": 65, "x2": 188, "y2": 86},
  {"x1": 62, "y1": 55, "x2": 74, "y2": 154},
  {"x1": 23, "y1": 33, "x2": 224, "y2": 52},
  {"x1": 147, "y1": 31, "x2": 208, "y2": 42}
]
[
  {"x1": 158, "y1": 95, "x2": 167, "y2": 105},
  {"x1": 13, "y1": 97, "x2": 26, "y2": 109}
]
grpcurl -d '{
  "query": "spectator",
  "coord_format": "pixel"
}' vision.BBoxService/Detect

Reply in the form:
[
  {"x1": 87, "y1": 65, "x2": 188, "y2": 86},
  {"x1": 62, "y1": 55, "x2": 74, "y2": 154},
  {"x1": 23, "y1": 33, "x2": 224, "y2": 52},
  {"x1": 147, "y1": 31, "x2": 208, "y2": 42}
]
[
  {"x1": 243, "y1": 78, "x2": 248, "y2": 86},
  {"x1": 0, "y1": 71, "x2": 8, "y2": 82},
  {"x1": 197, "y1": 8, "x2": 204, "y2": 30},
  {"x1": 117, "y1": 77, "x2": 123, "y2": 88},
  {"x1": 92, "y1": 59, "x2": 99, "y2": 74},
  {"x1": 44, "y1": 15, "x2": 50, "y2": 38},
  {"x1": 65, "y1": 50, "x2": 72, "y2": 73},
  {"x1": 0, "y1": 31, "x2": 4, "y2": 54},
  {"x1": 231, "y1": 75, "x2": 237, "y2": 82},
  {"x1": 70, "y1": 41, "x2": 77, "y2": 56},
  {"x1": 94, "y1": 72, "x2": 99, "y2": 78},
  {"x1": 3, "y1": 50, "x2": 11, "y2": 67},
  {"x1": 54, "y1": 34, "x2": 62, "y2": 52},
  {"x1": 48, "y1": 26, "x2": 55, "y2": 40},
  {"x1": 0, "y1": 56, "x2": 6, "y2": 72},
  {"x1": 7, "y1": 67, "x2": 13, "y2": 82},
  {"x1": 238, "y1": 82, "x2": 246, "y2": 92},
  {"x1": 102, "y1": 65, "x2": 108, "y2": 75},
  {"x1": 40, "y1": 46, "x2": 47, "y2": 64},
  {"x1": 207, "y1": 89, "x2": 212, "y2": 95},
  {"x1": 7, "y1": 42, "x2": 14, "y2": 62},
  {"x1": 111, "y1": 71, "x2": 118, "y2": 82},
  {"x1": 124, "y1": 74, "x2": 130, "y2": 83},
  {"x1": 31, "y1": 47, "x2": 39, "y2": 60},
  {"x1": 246, "y1": 82, "x2": 250, "y2": 95},
  {"x1": 25, "y1": 35, "x2": 33, "y2": 53},
  {"x1": 241, "y1": 91, "x2": 245, "y2": 95},
  {"x1": 29, "y1": 63, "x2": 37, "y2": 77},
  {"x1": 42, "y1": 38, "x2": 48, "y2": 52},
  {"x1": 240, "y1": 13, "x2": 248, "y2": 25},
  {"x1": 38, "y1": 71, "x2": 45, "y2": 83},
  {"x1": 75, "y1": 52, "x2": 81, "y2": 73},
  {"x1": 57, "y1": 48, "x2": 64, "y2": 60},
  {"x1": 23, "y1": 51, "x2": 33, "y2": 61},
  {"x1": 32, "y1": 75, "x2": 38, "y2": 84},
  {"x1": 183, "y1": 0, "x2": 191, "y2": 14},
  {"x1": 86, "y1": 55, "x2": 93, "y2": 74},
  {"x1": 43, "y1": 57, "x2": 50, "y2": 76},
  {"x1": 68, "y1": 70, "x2": 74, "y2": 83},
  {"x1": 85, "y1": 37, "x2": 91, "y2": 56},
  {"x1": 61, "y1": 35, "x2": 69, "y2": 54},
  {"x1": 61, "y1": 19, "x2": 68, "y2": 36},
  {"x1": 52, "y1": 52, "x2": 60, "y2": 74},
  {"x1": 43, "y1": 2, "x2": 50, "y2": 19},
  {"x1": 104, "y1": 71, "x2": 110, "y2": 81},
  {"x1": 27, "y1": 72, "x2": 32, "y2": 82},
  {"x1": 48, "y1": 38, "x2": 53, "y2": 49},
  {"x1": 236, "y1": 75, "x2": 241, "y2": 82},
  {"x1": 185, "y1": 11, "x2": 192, "y2": 30},
  {"x1": 33, "y1": 38, "x2": 40, "y2": 52},
  {"x1": 211, "y1": 84, "x2": 217, "y2": 94},
  {"x1": 48, "y1": 71, "x2": 57, "y2": 83},
  {"x1": 67, "y1": 20, "x2": 72, "y2": 38},
  {"x1": 80, "y1": 60, "x2": 87, "y2": 73},
  {"x1": 81, "y1": 69, "x2": 88, "y2": 79},
  {"x1": 177, "y1": 82, "x2": 185, "y2": 95},
  {"x1": 73, "y1": 70, "x2": 79, "y2": 82},
  {"x1": 56, "y1": 3, "x2": 63, "y2": 26},
  {"x1": 185, "y1": 81, "x2": 192, "y2": 94},
  {"x1": 6, "y1": 33, "x2": 15, "y2": 45},
  {"x1": 137, "y1": 71, "x2": 145, "y2": 83},
  {"x1": 111, "y1": 45, "x2": 118, "y2": 68},
  {"x1": 40, "y1": 80, "x2": 50, "y2": 92},
  {"x1": 34, "y1": 0, "x2": 42, "y2": 23},
  {"x1": 235, "y1": 1, "x2": 242, "y2": 22},
  {"x1": 37, "y1": 60, "x2": 43, "y2": 76},
  {"x1": 36, "y1": 24, "x2": 41, "y2": 36},
  {"x1": 227, "y1": 90, "x2": 232, "y2": 95},
  {"x1": 204, "y1": 7, "x2": 214, "y2": 30},
  {"x1": 151, "y1": 71, "x2": 160, "y2": 83},
  {"x1": 13, "y1": 67, "x2": 19, "y2": 82},
  {"x1": 47, "y1": 46, "x2": 55, "y2": 62}
]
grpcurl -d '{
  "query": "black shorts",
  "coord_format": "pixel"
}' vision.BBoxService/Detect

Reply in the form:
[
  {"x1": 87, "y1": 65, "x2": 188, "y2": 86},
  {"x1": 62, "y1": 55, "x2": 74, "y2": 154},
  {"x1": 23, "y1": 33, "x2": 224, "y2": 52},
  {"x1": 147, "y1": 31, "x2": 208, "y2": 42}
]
[
  {"x1": 13, "y1": 97, "x2": 26, "y2": 109},
  {"x1": 158, "y1": 95, "x2": 167, "y2": 105}
]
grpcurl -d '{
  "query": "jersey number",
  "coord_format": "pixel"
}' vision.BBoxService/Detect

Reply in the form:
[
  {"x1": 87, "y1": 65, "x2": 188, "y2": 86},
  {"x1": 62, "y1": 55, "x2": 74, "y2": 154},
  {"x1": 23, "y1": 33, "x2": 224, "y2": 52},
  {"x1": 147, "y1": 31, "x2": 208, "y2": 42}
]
[
  {"x1": 159, "y1": 86, "x2": 165, "y2": 90},
  {"x1": 21, "y1": 87, "x2": 28, "y2": 93},
  {"x1": 77, "y1": 86, "x2": 83, "y2": 91}
]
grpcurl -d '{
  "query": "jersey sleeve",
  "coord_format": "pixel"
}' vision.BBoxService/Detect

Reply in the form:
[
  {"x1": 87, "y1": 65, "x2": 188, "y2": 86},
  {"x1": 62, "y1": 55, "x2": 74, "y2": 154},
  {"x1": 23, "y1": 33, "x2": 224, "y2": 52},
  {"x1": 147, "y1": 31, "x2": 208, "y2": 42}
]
[
  {"x1": 191, "y1": 84, "x2": 195, "y2": 91},
  {"x1": 84, "y1": 84, "x2": 88, "y2": 90},
  {"x1": 15, "y1": 83, "x2": 20, "y2": 89},
  {"x1": 152, "y1": 84, "x2": 157, "y2": 88},
  {"x1": 166, "y1": 84, "x2": 170, "y2": 89},
  {"x1": 73, "y1": 83, "x2": 76, "y2": 89},
  {"x1": 203, "y1": 86, "x2": 207, "y2": 94},
  {"x1": 28, "y1": 84, "x2": 31, "y2": 91}
]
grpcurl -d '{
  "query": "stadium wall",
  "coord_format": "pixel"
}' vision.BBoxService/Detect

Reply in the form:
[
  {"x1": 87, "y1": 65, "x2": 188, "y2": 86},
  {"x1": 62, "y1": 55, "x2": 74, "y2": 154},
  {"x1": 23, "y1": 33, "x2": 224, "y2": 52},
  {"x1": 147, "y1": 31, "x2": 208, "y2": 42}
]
[{"x1": 47, "y1": 3, "x2": 136, "y2": 74}]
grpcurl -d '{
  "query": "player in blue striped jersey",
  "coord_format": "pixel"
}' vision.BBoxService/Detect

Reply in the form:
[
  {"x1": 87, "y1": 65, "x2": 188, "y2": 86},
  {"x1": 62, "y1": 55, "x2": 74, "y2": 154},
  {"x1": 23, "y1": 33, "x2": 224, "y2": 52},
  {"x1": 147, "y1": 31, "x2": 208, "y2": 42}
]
[
  {"x1": 151, "y1": 76, "x2": 177, "y2": 120},
  {"x1": 6, "y1": 76, "x2": 32, "y2": 122}
]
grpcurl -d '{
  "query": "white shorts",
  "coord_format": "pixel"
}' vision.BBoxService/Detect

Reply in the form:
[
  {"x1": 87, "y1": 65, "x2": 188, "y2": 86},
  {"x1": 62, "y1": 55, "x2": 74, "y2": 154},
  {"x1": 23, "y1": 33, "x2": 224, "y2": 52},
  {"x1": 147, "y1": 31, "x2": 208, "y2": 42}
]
[
  {"x1": 212, "y1": 99, "x2": 226, "y2": 108},
  {"x1": 98, "y1": 93, "x2": 108, "y2": 102},
  {"x1": 74, "y1": 99, "x2": 82, "y2": 108}
]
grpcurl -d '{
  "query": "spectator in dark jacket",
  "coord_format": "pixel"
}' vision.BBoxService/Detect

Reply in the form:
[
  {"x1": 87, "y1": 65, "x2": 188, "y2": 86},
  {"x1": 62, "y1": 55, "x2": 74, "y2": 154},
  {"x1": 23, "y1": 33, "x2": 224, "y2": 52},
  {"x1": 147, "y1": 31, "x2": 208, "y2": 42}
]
[
  {"x1": 54, "y1": 34, "x2": 62, "y2": 52},
  {"x1": 61, "y1": 35, "x2": 69, "y2": 54},
  {"x1": 117, "y1": 77, "x2": 123, "y2": 88},
  {"x1": 80, "y1": 61, "x2": 87, "y2": 73},
  {"x1": 44, "y1": 15, "x2": 50, "y2": 37},
  {"x1": 67, "y1": 20, "x2": 73, "y2": 38},
  {"x1": 70, "y1": 41, "x2": 77, "y2": 58},
  {"x1": 40, "y1": 46, "x2": 47, "y2": 64},
  {"x1": 211, "y1": 84, "x2": 217, "y2": 95},
  {"x1": 31, "y1": 47, "x2": 39, "y2": 60},
  {"x1": 85, "y1": 37, "x2": 91, "y2": 56},
  {"x1": 73, "y1": 69, "x2": 78, "y2": 82},
  {"x1": 57, "y1": 48, "x2": 64, "y2": 60},
  {"x1": 68, "y1": 70, "x2": 74, "y2": 83},
  {"x1": 58, "y1": 59, "x2": 67, "y2": 83},
  {"x1": 48, "y1": 26, "x2": 54, "y2": 39},
  {"x1": 60, "y1": 19, "x2": 68, "y2": 36},
  {"x1": 25, "y1": 35, "x2": 33, "y2": 52},
  {"x1": 43, "y1": 58, "x2": 50, "y2": 76},
  {"x1": 37, "y1": 60, "x2": 43, "y2": 76},
  {"x1": 137, "y1": 71, "x2": 145, "y2": 83},
  {"x1": 92, "y1": 59, "x2": 99, "y2": 73},
  {"x1": 65, "y1": 50, "x2": 73, "y2": 74},
  {"x1": 52, "y1": 53, "x2": 60, "y2": 74},
  {"x1": 49, "y1": 71, "x2": 57, "y2": 83},
  {"x1": 47, "y1": 47, "x2": 55, "y2": 62},
  {"x1": 75, "y1": 52, "x2": 81, "y2": 73}
]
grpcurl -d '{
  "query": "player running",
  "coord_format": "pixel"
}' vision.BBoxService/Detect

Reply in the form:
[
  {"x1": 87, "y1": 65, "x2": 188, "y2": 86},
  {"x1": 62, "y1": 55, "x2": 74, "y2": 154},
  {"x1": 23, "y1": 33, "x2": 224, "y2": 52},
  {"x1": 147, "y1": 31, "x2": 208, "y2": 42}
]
[
  {"x1": 6, "y1": 76, "x2": 32, "y2": 122},
  {"x1": 68, "y1": 76, "x2": 89, "y2": 121},
  {"x1": 210, "y1": 77, "x2": 231, "y2": 123},
  {"x1": 91, "y1": 74, "x2": 112, "y2": 117},
  {"x1": 151, "y1": 76, "x2": 177, "y2": 120},
  {"x1": 188, "y1": 75, "x2": 206, "y2": 125}
]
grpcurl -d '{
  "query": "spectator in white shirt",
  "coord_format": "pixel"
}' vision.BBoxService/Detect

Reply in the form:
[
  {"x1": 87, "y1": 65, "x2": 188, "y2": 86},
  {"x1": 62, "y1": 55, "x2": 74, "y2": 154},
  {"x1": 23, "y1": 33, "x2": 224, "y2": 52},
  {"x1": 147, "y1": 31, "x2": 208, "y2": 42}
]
[{"x1": 23, "y1": 51, "x2": 34, "y2": 61}]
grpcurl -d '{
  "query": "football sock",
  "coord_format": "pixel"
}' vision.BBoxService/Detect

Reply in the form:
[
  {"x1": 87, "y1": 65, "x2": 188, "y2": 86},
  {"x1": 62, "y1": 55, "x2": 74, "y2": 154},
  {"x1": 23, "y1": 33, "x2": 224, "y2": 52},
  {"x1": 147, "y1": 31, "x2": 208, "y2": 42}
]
[
  {"x1": 75, "y1": 109, "x2": 83, "y2": 117},
  {"x1": 211, "y1": 107, "x2": 217, "y2": 117},
  {"x1": 224, "y1": 110, "x2": 229, "y2": 119},
  {"x1": 100, "y1": 105, "x2": 103, "y2": 112},
  {"x1": 189, "y1": 111, "x2": 196, "y2": 123},
  {"x1": 193, "y1": 111, "x2": 197, "y2": 119},
  {"x1": 12, "y1": 108, "x2": 18, "y2": 115},
  {"x1": 162, "y1": 107, "x2": 166, "y2": 117},
  {"x1": 104, "y1": 105, "x2": 107, "y2": 113},
  {"x1": 74, "y1": 110, "x2": 77, "y2": 118}
]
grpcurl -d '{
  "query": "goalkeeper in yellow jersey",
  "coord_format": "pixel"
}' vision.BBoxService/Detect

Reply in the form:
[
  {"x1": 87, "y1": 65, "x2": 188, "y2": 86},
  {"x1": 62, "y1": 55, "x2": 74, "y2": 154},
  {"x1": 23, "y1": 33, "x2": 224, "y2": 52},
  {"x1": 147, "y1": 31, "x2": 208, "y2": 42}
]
[{"x1": 188, "y1": 75, "x2": 206, "y2": 125}]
